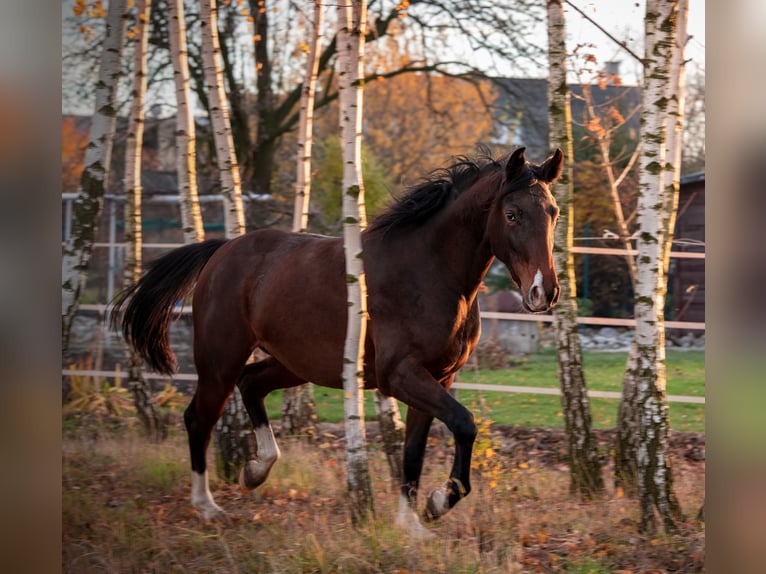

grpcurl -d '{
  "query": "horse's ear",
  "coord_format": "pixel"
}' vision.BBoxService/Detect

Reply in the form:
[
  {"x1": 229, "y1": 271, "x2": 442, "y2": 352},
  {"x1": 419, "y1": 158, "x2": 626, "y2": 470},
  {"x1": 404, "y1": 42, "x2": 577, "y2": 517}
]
[
  {"x1": 540, "y1": 148, "x2": 564, "y2": 183},
  {"x1": 505, "y1": 146, "x2": 527, "y2": 180}
]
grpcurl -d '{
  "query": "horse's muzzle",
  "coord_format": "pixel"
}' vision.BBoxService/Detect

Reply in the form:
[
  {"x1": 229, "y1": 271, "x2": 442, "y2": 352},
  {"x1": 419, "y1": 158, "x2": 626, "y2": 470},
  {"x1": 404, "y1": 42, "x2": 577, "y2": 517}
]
[{"x1": 524, "y1": 271, "x2": 559, "y2": 312}]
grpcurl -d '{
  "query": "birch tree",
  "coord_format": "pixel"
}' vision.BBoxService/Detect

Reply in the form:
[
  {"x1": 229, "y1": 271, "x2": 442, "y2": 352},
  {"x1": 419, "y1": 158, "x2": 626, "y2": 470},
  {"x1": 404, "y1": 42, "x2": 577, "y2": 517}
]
[
  {"x1": 338, "y1": 0, "x2": 373, "y2": 522},
  {"x1": 122, "y1": 0, "x2": 165, "y2": 440},
  {"x1": 169, "y1": 0, "x2": 205, "y2": 242},
  {"x1": 62, "y1": 0, "x2": 127, "y2": 349},
  {"x1": 546, "y1": 0, "x2": 603, "y2": 498},
  {"x1": 281, "y1": 0, "x2": 324, "y2": 438},
  {"x1": 632, "y1": 0, "x2": 685, "y2": 533},
  {"x1": 200, "y1": 0, "x2": 245, "y2": 237},
  {"x1": 199, "y1": 0, "x2": 253, "y2": 482}
]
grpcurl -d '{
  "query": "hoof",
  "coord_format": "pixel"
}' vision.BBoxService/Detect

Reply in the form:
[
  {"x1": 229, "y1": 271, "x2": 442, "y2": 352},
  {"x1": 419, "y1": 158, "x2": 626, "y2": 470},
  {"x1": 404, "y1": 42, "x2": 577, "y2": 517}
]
[
  {"x1": 239, "y1": 459, "x2": 273, "y2": 490},
  {"x1": 194, "y1": 500, "x2": 229, "y2": 523},
  {"x1": 423, "y1": 487, "x2": 450, "y2": 522},
  {"x1": 395, "y1": 497, "x2": 436, "y2": 540}
]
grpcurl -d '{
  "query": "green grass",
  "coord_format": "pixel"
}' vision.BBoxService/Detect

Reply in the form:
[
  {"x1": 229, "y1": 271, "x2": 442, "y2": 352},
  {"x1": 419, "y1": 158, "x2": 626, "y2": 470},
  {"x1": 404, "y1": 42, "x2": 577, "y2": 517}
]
[{"x1": 264, "y1": 349, "x2": 705, "y2": 433}]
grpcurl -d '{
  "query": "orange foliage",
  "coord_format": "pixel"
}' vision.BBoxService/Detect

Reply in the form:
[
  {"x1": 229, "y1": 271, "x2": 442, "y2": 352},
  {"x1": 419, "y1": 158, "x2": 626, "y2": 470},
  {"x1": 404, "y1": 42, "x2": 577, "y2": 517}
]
[
  {"x1": 62, "y1": 117, "x2": 88, "y2": 195},
  {"x1": 362, "y1": 73, "x2": 498, "y2": 187}
]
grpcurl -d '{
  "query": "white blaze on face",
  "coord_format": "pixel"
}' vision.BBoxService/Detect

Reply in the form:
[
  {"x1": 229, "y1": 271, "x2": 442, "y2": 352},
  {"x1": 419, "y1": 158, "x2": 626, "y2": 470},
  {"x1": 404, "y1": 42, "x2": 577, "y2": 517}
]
[{"x1": 528, "y1": 268, "x2": 544, "y2": 306}]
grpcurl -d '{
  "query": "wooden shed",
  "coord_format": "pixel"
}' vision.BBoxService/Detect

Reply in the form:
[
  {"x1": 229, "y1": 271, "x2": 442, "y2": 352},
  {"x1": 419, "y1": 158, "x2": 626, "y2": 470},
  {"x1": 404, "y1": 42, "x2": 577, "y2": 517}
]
[{"x1": 668, "y1": 172, "x2": 705, "y2": 325}]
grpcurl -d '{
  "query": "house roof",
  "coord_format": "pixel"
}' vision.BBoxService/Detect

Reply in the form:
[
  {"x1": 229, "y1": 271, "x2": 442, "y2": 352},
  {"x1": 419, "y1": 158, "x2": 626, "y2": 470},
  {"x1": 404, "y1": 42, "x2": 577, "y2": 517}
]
[{"x1": 490, "y1": 77, "x2": 641, "y2": 161}]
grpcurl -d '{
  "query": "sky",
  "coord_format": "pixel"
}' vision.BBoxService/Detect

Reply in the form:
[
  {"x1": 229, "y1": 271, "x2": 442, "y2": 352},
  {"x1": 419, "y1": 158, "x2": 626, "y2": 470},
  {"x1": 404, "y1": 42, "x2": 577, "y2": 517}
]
[{"x1": 61, "y1": 0, "x2": 706, "y2": 114}]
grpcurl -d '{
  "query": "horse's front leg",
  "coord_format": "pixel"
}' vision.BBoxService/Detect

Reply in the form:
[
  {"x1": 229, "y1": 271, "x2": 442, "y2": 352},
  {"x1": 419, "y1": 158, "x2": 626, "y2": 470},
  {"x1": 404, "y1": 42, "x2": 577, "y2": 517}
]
[
  {"x1": 237, "y1": 358, "x2": 306, "y2": 489},
  {"x1": 387, "y1": 359, "x2": 477, "y2": 527}
]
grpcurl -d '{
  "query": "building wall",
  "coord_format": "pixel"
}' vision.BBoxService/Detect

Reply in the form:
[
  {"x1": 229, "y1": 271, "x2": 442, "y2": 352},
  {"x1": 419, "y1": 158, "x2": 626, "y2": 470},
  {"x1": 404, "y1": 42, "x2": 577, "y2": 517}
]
[{"x1": 669, "y1": 174, "x2": 705, "y2": 324}]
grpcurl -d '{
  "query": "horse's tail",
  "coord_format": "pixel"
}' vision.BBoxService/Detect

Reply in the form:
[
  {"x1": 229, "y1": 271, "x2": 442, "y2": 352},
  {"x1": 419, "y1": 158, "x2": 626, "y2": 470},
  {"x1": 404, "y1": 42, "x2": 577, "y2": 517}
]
[{"x1": 111, "y1": 239, "x2": 229, "y2": 376}]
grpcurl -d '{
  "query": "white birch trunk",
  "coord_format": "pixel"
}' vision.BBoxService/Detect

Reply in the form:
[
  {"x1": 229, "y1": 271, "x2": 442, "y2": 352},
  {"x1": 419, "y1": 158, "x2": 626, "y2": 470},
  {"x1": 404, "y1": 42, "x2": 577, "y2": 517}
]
[
  {"x1": 661, "y1": 0, "x2": 689, "y2": 274},
  {"x1": 293, "y1": 0, "x2": 323, "y2": 234},
  {"x1": 61, "y1": 0, "x2": 127, "y2": 349},
  {"x1": 123, "y1": 0, "x2": 165, "y2": 441},
  {"x1": 200, "y1": 0, "x2": 245, "y2": 237},
  {"x1": 338, "y1": 0, "x2": 373, "y2": 521},
  {"x1": 615, "y1": 0, "x2": 688, "y2": 501},
  {"x1": 634, "y1": 0, "x2": 684, "y2": 533},
  {"x1": 281, "y1": 0, "x2": 324, "y2": 439},
  {"x1": 199, "y1": 0, "x2": 252, "y2": 481},
  {"x1": 547, "y1": 0, "x2": 603, "y2": 498},
  {"x1": 374, "y1": 390, "x2": 405, "y2": 485},
  {"x1": 169, "y1": 0, "x2": 205, "y2": 243}
]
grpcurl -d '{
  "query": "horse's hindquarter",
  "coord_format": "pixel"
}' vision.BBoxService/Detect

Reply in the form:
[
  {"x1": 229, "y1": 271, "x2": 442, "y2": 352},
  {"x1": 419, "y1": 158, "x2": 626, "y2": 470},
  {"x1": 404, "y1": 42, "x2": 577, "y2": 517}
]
[{"x1": 239, "y1": 231, "x2": 350, "y2": 386}]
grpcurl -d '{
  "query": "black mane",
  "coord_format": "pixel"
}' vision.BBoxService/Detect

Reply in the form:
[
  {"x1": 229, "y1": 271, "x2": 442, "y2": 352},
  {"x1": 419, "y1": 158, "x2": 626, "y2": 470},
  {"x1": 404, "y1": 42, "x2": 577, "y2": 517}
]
[{"x1": 368, "y1": 150, "x2": 504, "y2": 233}]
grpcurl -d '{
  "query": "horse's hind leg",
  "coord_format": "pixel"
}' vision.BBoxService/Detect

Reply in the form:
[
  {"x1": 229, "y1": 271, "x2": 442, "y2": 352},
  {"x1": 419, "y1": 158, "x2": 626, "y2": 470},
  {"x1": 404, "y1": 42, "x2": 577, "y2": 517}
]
[{"x1": 237, "y1": 357, "x2": 306, "y2": 489}]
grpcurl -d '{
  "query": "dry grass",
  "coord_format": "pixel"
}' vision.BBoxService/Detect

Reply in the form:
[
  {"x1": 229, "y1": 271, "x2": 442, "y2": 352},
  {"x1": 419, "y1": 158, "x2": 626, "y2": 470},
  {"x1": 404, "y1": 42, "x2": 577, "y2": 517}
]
[{"x1": 63, "y1": 422, "x2": 704, "y2": 573}]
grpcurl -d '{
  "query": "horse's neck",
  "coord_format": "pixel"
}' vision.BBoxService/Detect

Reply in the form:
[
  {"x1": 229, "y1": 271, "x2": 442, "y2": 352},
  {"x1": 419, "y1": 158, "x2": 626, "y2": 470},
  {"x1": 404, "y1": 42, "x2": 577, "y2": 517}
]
[{"x1": 428, "y1": 182, "x2": 495, "y2": 300}]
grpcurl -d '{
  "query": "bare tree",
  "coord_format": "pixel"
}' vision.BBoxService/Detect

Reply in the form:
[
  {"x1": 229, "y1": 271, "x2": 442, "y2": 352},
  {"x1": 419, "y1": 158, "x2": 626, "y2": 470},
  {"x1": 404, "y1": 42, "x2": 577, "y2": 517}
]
[
  {"x1": 62, "y1": 0, "x2": 128, "y2": 349},
  {"x1": 338, "y1": 0, "x2": 374, "y2": 522},
  {"x1": 632, "y1": 0, "x2": 687, "y2": 533},
  {"x1": 546, "y1": 0, "x2": 603, "y2": 498},
  {"x1": 169, "y1": 0, "x2": 205, "y2": 242},
  {"x1": 572, "y1": 73, "x2": 641, "y2": 287}
]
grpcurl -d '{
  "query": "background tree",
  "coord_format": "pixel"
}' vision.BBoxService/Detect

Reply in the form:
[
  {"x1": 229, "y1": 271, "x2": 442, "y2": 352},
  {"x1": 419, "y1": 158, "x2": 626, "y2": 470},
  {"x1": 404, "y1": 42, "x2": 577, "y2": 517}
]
[
  {"x1": 338, "y1": 0, "x2": 374, "y2": 523},
  {"x1": 546, "y1": 0, "x2": 603, "y2": 498},
  {"x1": 65, "y1": 0, "x2": 546, "y2": 211},
  {"x1": 281, "y1": 0, "x2": 323, "y2": 438},
  {"x1": 570, "y1": 50, "x2": 641, "y2": 288},
  {"x1": 309, "y1": 134, "x2": 394, "y2": 231},
  {"x1": 362, "y1": 73, "x2": 498, "y2": 187},
  {"x1": 62, "y1": 0, "x2": 128, "y2": 349},
  {"x1": 169, "y1": 0, "x2": 205, "y2": 242},
  {"x1": 200, "y1": 0, "x2": 246, "y2": 236},
  {"x1": 62, "y1": 118, "x2": 89, "y2": 196},
  {"x1": 122, "y1": 0, "x2": 166, "y2": 441}
]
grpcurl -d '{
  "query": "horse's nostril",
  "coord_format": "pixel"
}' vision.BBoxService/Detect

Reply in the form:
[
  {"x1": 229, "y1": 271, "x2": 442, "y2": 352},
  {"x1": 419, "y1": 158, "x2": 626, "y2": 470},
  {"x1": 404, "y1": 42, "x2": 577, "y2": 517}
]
[
  {"x1": 529, "y1": 285, "x2": 544, "y2": 306},
  {"x1": 550, "y1": 285, "x2": 560, "y2": 305}
]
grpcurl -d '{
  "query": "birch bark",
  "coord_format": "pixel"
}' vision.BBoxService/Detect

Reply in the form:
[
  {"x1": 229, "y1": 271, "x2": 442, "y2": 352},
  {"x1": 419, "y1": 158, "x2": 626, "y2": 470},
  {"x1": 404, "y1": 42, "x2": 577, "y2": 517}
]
[
  {"x1": 547, "y1": 0, "x2": 603, "y2": 498},
  {"x1": 615, "y1": 0, "x2": 688, "y2": 504},
  {"x1": 200, "y1": 0, "x2": 245, "y2": 237},
  {"x1": 62, "y1": 0, "x2": 128, "y2": 349},
  {"x1": 338, "y1": 0, "x2": 373, "y2": 522},
  {"x1": 633, "y1": 0, "x2": 684, "y2": 533},
  {"x1": 169, "y1": 0, "x2": 205, "y2": 243}
]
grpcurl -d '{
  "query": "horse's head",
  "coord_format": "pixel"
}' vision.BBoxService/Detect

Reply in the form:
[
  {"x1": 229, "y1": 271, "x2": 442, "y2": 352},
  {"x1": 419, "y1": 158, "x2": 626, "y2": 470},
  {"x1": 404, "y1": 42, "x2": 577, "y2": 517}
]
[{"x1": 488, "y1": 147, "x2": 563, "y2": 313}]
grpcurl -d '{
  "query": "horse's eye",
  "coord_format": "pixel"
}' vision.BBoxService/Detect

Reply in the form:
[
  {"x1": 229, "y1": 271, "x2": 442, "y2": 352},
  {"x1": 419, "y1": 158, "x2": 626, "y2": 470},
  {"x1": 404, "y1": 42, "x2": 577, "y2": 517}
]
[{"x1": 506, "y1": 210, "x2": 518, "y2": 223}]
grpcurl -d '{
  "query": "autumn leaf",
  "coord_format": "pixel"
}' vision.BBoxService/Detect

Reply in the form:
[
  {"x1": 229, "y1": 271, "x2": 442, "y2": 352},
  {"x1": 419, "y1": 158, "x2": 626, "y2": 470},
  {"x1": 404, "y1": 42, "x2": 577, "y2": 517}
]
[
  {"x1": 609, "y1": 106, "x2": 625, "y2": 124},
  {"x1": 586, "y1": 117, "x2": 605, "y2": 137}
]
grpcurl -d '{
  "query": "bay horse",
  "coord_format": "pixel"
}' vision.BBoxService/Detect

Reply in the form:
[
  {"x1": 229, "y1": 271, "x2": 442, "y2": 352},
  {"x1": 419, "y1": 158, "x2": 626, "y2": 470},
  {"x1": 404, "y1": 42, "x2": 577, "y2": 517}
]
[{"x1": 112, "y1": 146, "x2": 562, "y2": 538}]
